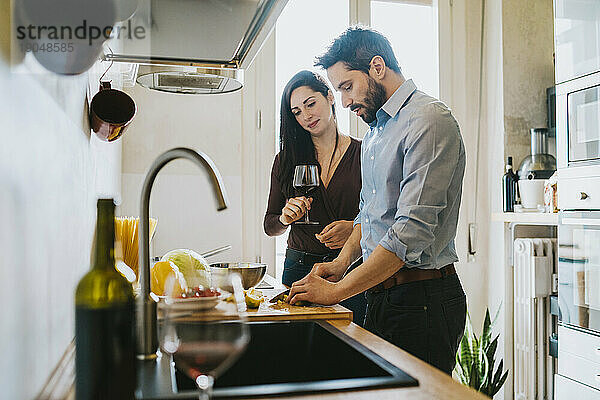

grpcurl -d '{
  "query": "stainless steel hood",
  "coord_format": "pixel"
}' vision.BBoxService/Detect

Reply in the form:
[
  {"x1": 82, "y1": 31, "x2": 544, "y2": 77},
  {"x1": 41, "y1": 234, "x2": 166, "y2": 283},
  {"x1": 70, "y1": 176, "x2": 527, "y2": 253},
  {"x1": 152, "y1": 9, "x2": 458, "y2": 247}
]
[{"x1": 105, "y1": 0, "x2": 288, "y2": 94}]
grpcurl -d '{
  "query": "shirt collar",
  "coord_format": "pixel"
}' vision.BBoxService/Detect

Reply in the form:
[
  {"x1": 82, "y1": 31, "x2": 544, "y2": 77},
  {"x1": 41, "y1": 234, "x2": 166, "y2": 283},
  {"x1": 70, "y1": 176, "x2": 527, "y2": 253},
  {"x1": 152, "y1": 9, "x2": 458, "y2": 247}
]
[{"x1": 381, "y1": 79, "x2": 417, "y2": 118}]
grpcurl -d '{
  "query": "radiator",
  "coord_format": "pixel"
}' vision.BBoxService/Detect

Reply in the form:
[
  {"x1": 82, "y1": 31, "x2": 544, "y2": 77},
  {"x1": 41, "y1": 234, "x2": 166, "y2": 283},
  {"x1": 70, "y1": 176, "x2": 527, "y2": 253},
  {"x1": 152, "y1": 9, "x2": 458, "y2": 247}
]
[{"x1": 513, "y1": 238, "x2": 556, "y2": 400}]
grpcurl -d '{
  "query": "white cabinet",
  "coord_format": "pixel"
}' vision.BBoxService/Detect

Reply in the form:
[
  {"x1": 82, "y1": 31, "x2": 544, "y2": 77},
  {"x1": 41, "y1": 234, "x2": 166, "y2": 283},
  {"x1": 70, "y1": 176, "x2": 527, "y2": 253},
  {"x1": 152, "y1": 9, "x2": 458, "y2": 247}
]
[
  {"x1": 558, "y1": 326, "x2": 600, "y2": 392},
  {"x1": 558, "y1": 175, "x2": 600, "y2": 210},
  {"x1": 555, "y1": 373, "x2": 600, "y2": 399},
  {"x1": 554, "y1": 0, "x2": 600, "y2": 83}
]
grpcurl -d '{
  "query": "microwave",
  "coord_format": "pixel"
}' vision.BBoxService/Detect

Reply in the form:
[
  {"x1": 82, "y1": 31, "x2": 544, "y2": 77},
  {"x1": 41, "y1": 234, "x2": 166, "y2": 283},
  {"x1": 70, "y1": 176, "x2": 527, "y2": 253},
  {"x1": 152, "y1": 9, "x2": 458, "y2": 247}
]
[{"x1": 556, "y1": 71, "x2": 600, "y2": 178}]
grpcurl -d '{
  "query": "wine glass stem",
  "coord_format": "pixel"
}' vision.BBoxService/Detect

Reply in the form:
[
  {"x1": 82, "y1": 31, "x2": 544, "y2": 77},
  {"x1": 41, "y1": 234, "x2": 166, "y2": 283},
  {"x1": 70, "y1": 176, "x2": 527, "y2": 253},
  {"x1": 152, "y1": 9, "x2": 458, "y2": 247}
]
[{"x1": 196, "y1": 375, "x2": 214, "y2": 400}]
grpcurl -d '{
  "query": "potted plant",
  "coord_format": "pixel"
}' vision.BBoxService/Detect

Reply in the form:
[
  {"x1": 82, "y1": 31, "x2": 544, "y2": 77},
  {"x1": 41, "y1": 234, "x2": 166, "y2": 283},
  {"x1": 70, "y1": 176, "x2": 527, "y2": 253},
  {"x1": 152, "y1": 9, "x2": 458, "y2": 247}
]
[{"x1": 454, "y1": 307, "x2": 509, "y2": 398}]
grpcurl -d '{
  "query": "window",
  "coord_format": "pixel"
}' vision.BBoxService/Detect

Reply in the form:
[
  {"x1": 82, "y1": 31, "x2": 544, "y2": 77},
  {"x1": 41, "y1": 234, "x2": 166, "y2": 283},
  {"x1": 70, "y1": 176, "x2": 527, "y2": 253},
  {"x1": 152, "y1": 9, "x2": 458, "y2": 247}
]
[
  {"x1": 276, "y1": 0, "x2": 351, "y2": 136},
  {"x1": 274, "y1": 0, "x2": 350, "y2": 277},
  {"x1": 371, "y1": 0, "x2": 439, "y2": 97}
]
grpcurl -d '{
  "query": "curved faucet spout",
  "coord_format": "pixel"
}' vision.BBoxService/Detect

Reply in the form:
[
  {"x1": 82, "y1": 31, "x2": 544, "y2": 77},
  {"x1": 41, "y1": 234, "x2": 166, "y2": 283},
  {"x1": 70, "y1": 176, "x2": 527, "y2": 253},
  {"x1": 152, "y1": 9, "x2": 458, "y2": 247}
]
[{"x1": 137, "y1": 147, "x2": 229, "y2": 359}]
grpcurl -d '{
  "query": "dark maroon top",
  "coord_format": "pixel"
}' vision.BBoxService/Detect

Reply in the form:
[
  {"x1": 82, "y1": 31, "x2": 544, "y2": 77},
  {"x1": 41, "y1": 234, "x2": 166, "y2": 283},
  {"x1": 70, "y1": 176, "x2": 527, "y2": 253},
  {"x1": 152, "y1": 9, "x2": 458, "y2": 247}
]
[{"x1": 264, "y1": 137, "x2": 362, "y2": 254}]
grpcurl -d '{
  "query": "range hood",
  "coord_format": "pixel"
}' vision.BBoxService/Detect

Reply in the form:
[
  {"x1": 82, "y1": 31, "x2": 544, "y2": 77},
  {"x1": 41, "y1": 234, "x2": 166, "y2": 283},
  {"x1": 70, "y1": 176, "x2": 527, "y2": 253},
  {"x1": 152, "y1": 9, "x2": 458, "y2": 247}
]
[{"x1": 105, "y1": 0, "x2": 288, "y2": 94}]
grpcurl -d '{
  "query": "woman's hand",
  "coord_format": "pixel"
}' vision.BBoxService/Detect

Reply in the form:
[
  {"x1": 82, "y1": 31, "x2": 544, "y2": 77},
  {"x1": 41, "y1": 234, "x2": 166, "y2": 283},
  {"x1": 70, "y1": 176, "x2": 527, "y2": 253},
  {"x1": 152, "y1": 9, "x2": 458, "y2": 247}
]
[
  {"x1": 279, "y1": 196, "x2": 313, "y2": 225},
  {"x1": 315, "y1": 220, "x2": 354, "y2": 249}
]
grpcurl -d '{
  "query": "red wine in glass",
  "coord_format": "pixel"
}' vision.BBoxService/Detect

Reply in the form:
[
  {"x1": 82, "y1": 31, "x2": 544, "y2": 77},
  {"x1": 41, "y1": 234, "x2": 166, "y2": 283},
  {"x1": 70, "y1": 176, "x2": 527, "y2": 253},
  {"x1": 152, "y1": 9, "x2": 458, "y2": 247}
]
[
  {"x1": 295, "y1": 184, "x2": 319, "y2": 197},
  {"x1": 160, "y1": 273, "x2": 249, "y2": 400},
  {"x1": 174, "y1": 341, "x2": 246, "y2": 381},
  {"x1": 293, "y1": 165, "x2": 320, "y2": 225}
]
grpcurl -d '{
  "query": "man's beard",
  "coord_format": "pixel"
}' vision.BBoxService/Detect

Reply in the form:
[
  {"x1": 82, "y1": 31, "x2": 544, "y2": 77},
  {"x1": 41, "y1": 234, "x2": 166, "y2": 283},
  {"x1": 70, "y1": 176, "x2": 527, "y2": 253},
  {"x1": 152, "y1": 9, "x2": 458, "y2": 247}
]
[{"x1": 351, "y1": 77, "x2": 387, "y2": 124}]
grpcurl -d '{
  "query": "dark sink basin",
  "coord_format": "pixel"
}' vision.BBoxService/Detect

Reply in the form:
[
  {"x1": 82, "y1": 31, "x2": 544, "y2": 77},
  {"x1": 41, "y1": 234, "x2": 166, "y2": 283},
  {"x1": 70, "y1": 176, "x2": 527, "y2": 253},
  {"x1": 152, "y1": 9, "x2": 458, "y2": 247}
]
[{"x1": 136, "y1": 321, "x2": 418, "y2": 399}]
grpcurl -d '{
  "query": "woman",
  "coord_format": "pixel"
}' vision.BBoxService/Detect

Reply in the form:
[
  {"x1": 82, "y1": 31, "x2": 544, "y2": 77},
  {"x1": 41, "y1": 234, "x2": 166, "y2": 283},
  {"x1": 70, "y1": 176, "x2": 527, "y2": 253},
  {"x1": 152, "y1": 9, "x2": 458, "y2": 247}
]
[{"x1": 264, "y1": 70, "x2": 366, "y2": 325}]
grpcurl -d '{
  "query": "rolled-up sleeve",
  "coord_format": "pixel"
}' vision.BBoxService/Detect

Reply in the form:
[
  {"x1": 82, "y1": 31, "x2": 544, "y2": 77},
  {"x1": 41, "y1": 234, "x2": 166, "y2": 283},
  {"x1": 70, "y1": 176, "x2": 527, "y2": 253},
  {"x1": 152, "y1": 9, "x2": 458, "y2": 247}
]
[
  {"x1": 379, "y1": 103, "x2": 462, "y2": 265},
  {"x1": 264, "y1": 155, "x2": 288, "y2": 237},
  {"x1": 353, "y1": 189, "x2": 364, "y2": 227}
]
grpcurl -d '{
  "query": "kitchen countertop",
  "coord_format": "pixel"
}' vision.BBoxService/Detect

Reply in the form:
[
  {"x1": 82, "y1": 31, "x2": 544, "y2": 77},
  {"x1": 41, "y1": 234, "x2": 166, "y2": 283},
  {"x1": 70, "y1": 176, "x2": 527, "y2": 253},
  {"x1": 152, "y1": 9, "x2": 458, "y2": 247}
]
[
  {"x1": 170, "y1": 274, "x2": 353, "y2": 322},
  {"x1": 44, "y1": 275, "x2": 488, "y2": 400}
]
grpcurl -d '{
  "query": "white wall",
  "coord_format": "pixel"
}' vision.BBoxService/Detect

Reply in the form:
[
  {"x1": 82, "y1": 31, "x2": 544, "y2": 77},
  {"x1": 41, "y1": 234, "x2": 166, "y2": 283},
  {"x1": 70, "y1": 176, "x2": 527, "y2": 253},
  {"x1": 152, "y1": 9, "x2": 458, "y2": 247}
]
[
  {"x1": 502, "y1": 0, "x2": 555, "y2": 167},
  {"x1": 439, "y1": 1, "x2": 553, "y2": 397},
  {"x1": 441, "y1": 1, "x2": 554, "y2": 399},
  {"x1": 119, "y1": 84, "x2": 245, "y2": 259},
  {"x1": 0, "y1": 5, "x2": 121, "y2": 398},
  {"x1": 119, "y1": 35, "x2": 276, "y2": 274},
  {"x1": 439, "y1": 0, "x2": 490, "y2": 334}
]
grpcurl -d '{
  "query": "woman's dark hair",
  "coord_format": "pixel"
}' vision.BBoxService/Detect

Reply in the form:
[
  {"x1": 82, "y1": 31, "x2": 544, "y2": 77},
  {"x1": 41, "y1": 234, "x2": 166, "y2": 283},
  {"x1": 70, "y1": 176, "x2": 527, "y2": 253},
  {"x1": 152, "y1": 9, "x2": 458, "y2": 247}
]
[
  {"x1": 278, "y1": 70, "x2": 336, "y2": 198},
  {"x1": 314, "y1": 26, "x2": 400, "y2": 73}
]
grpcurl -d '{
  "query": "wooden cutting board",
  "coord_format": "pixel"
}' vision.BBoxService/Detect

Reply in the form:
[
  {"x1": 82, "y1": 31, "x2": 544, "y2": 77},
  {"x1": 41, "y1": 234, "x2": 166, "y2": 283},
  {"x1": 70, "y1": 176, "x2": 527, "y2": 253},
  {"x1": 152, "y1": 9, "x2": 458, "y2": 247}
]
[{"x1": 170, "y1": 275, "x2": 353, "y2": 322}]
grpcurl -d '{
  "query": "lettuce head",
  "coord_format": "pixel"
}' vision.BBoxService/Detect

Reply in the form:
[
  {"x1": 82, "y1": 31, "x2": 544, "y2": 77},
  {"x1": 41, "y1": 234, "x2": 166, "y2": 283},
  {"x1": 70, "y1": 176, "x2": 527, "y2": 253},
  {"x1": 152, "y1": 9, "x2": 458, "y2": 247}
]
[{"x1": 161, "y1": 248, "x2": 211, "y2": 288}]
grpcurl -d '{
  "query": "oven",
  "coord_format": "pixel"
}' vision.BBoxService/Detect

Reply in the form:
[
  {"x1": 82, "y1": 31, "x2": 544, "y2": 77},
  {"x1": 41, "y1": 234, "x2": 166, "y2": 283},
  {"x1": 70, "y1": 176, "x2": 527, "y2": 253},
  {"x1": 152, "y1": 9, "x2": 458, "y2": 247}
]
[
  {"x1": 556, "y1": 71, "x2": 600, "y2": 178},
  {"x1": 558, "y1": 211, "x2": 600, "y2": 333}
]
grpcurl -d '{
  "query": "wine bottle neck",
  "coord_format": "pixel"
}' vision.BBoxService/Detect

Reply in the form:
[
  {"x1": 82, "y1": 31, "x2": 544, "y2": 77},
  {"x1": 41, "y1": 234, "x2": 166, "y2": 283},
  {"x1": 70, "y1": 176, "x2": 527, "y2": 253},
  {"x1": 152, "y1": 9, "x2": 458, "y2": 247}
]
[{"x1": 93, "y1": 200, "x2": 115, "y2": 271}]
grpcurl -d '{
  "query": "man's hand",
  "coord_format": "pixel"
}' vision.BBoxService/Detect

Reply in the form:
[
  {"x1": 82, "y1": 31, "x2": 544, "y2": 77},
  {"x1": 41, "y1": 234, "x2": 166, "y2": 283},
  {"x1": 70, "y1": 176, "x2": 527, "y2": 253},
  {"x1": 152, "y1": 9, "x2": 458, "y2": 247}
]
[
  {"x1": 311, "y1": 259, "x2": 348, "y2": 282},
  {"x1": 289, "y1": 245, "x2": 406, "y2": 306},
  {"x1": 287, "y1": 272, "x2": 341, "y2": 306},
  {"x1": 279, "y1": 196, "x2": 313, "y2": 225},
  {"x1": 315, "y1": 220, "x2": 353, "y2": 249}
]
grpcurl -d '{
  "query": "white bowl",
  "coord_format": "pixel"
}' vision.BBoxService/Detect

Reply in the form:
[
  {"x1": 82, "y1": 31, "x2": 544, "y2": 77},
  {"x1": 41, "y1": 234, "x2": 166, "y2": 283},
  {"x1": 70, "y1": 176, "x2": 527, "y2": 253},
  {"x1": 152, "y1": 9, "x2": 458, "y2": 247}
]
[{"x1": 158, "y1": 294, "x2": 222, "y2": 312}]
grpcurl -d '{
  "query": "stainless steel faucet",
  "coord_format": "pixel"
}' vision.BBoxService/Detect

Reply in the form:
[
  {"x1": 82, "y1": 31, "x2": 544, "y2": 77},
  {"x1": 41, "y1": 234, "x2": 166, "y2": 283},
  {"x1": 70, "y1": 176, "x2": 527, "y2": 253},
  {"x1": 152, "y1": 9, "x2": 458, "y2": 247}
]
[{"x1": 137, "y1": 147, "x2": 228, "y2": 359}]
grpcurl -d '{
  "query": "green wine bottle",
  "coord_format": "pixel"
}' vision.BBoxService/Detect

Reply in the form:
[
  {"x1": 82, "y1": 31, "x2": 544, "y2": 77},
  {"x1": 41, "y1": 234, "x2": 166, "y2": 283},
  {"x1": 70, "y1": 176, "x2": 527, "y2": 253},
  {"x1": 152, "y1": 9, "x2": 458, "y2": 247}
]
[{"x1": 75, "y1": 199, "x2": 136, "y2": 400}]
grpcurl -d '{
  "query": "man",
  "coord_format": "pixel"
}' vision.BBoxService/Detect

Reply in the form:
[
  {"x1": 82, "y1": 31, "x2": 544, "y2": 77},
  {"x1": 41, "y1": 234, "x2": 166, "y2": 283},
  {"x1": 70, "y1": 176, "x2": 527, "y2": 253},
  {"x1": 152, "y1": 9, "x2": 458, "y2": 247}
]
[{"x1": 287, "y1": 26, "x2": 467, "y2": 375}]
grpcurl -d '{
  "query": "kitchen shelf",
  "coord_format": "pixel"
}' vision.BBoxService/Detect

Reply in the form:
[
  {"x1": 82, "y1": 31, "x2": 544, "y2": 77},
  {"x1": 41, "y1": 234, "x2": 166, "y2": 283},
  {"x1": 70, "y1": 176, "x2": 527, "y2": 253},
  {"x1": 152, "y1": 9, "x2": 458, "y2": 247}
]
[{"x1": 491, "y1": 212, "x2": 558, "y2": 225}]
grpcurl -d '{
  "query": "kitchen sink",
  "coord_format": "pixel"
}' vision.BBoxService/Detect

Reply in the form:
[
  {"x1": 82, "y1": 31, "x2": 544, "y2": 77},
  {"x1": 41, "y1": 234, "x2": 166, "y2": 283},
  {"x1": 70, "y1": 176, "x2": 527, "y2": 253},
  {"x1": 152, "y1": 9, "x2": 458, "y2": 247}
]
[{"x1": 136, "y1": 321, "x2": 418, "y2": 399}]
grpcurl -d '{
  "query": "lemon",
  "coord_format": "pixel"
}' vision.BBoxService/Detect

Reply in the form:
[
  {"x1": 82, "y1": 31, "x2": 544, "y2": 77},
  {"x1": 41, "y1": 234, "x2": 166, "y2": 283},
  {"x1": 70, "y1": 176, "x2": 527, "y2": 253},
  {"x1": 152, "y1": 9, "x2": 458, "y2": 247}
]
[
  {"x1": 245, "y1": 289, "x2": 264, "y2": 309},
  {"x1": 151, "y1": 260, "x2": 188, "y2": 296}
]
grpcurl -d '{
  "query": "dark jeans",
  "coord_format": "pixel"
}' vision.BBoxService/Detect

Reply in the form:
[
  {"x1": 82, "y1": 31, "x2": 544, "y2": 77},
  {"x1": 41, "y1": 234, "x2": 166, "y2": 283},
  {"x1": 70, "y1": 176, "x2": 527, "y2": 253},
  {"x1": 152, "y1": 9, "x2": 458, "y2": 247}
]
[
  {"x1": 364, "y1": 273, "x2": 466, "y2": 375},
  {"x1": 282, "y1": 256, "x2": 367, "y2": 326}
]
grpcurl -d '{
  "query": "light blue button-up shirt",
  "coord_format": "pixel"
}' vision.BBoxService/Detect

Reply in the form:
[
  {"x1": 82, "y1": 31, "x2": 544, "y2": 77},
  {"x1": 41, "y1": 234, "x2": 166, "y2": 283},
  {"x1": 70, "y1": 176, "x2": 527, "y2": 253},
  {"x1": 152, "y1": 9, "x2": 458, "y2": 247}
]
[{"x1": 354, "y1": 79, "x2": 465, "y2": 269}]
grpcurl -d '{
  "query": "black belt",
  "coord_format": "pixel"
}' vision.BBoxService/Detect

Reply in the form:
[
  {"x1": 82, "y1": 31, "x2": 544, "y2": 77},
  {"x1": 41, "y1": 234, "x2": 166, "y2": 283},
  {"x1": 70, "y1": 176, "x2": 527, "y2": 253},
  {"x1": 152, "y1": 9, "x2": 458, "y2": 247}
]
[
  {"x1": 369, "y1": 264, "x2": 456, "y2": 293},
  {"x1": 285, "y1": 248, "x2": 340, "y2": 266}
]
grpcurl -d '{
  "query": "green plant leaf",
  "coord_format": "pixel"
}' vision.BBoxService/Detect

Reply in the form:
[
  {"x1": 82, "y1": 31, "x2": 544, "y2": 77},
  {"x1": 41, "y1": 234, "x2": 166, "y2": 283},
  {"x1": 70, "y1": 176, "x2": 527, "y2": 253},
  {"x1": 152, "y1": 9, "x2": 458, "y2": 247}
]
[
  {"x1": 482, "y1": 308, "x2": 492, "y2": 349},
  {"x1": 459, "y1": 333, "x2": 473, "y2": 368},
  {"x1": 459, "y1": 313, "x2": 478, "y2": 371},
  {"x1": 469, "y1": 359, "x2": 480, "y2": 390},
  {"x1": 484, "y1": 335, "x2": 499, "y2": 390},
  {"x1": 492, "y1": 359, "x2": 504, "y2": 388},
  {"x1": 491, "y1": 302, "x2": 502, "y2": 327},
  {"x1": 454, "y1": 359, "x2": 468, "y2": 385},
  {"x1": 492, "y1": 370, "x2": 509, "y2": 396},
  {"x1": 455, "y1": 306, "x2": 508, "y2": 398},
  {"x1": 477, "y1": 341, "x2": 489, "y2": 391},
  {"x1": 486, "y1": 335, "x2": 499, "y2": 365}
]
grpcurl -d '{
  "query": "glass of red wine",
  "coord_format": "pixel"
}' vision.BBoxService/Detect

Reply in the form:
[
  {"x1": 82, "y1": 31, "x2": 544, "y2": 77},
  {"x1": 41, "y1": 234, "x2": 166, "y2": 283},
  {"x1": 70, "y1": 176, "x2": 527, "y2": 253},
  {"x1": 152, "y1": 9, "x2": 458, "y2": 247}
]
[
  {"x1": 160, "y1": 273, "x2": 249, "y2": 400},
  {"x1": 293, "y1": 164, "x2": 320, "y2": 225}
]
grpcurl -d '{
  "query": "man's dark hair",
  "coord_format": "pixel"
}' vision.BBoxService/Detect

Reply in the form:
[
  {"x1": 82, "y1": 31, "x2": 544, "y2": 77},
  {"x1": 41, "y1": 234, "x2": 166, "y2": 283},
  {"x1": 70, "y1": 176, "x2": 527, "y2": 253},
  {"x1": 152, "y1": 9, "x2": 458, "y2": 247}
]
[{"x1": 315, "y1": 26, "x2": 401, "y2": 73}]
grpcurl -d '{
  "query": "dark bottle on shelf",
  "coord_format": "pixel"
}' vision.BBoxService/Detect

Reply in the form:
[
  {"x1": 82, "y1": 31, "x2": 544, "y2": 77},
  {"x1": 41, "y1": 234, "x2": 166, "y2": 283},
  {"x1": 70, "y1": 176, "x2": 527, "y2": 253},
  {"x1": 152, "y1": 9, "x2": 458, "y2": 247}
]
[
  {"x1": 75, "y1": 199, "x2": 136, "y2": 400},
  {"x1": 502, "y1": 156, "x2": 518, "y2": 212}
]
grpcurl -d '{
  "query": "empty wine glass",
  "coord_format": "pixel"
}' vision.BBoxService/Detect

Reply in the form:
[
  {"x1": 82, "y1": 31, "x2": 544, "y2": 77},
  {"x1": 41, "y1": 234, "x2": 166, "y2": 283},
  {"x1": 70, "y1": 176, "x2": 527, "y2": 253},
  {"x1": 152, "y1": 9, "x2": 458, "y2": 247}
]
[
  {"x1": 160, "y1": 273, "x2": 249, "y2": 399},
  {"x1": 293, "y1": 164, "x2": 320, "y2": 225}
]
